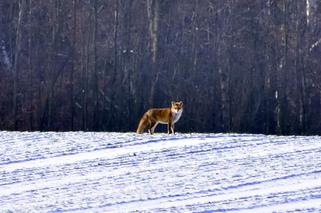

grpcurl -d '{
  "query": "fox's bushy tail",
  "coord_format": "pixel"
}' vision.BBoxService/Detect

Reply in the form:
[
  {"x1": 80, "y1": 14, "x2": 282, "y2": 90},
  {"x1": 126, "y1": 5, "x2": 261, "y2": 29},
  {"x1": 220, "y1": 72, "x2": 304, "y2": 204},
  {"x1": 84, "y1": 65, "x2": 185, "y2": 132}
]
[{"x1": 136, "y1": 115, "x2": 148, "y2": 134}]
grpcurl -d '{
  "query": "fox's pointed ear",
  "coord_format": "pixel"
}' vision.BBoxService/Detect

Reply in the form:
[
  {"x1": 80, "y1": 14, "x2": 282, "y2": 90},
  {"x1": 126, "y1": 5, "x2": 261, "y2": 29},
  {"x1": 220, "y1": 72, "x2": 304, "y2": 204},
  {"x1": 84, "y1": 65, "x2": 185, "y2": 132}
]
[{"x1": 171, "y1": 101, "x2": 175, "y2": 105}]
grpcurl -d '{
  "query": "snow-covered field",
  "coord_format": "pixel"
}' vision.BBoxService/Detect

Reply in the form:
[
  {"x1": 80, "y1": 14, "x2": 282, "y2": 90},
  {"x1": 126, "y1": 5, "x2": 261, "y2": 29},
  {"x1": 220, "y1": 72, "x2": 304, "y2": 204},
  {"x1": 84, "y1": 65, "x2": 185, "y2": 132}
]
[{"x1": 1, "y1": 131, "x2": 321, "y2": 212}]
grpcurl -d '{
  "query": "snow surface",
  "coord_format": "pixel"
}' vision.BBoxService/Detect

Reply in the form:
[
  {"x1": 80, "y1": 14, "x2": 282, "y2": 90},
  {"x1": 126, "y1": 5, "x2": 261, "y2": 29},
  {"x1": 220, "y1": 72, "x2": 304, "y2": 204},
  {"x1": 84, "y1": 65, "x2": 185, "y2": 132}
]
[{"x1": 1, "y1": 131, "x2": 321, "y2": 212}]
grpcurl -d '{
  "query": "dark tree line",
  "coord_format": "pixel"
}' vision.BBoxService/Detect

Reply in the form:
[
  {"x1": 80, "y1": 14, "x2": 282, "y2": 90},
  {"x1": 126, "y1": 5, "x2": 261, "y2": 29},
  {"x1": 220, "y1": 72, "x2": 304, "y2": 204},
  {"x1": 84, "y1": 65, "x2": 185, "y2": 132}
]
[{"x1": 1, "y1": 0, "x2": 321, "y2": 135}]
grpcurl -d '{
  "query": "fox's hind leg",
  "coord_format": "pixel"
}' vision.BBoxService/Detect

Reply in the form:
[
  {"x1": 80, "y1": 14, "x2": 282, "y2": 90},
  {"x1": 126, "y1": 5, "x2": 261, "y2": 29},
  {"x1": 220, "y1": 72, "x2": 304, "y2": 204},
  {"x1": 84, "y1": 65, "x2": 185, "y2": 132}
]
[
  {"x1": 148, "y1": 120, "x2": 157, "y2": 134},
  {"x1": 150, "y1": 122, "x2": 158, "y2": 134}
]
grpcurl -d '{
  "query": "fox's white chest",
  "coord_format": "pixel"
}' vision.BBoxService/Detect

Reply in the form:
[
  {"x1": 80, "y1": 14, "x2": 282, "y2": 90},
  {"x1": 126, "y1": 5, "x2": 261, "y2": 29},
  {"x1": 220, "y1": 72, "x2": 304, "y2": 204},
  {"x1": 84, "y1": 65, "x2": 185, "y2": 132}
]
[
  {"x1": 172, "y1": 109, "x2": 183, "y2": 123},
  {"x1": 157, "y1": 109, "x2": 183, "y2": 125}
]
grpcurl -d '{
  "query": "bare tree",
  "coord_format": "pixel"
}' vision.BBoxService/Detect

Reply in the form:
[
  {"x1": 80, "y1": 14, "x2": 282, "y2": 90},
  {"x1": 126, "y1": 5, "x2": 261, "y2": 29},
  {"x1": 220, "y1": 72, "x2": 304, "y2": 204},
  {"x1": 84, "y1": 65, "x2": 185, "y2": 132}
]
[{"x1": 1, "y1": 0, "x2": 321, "y2": 134}]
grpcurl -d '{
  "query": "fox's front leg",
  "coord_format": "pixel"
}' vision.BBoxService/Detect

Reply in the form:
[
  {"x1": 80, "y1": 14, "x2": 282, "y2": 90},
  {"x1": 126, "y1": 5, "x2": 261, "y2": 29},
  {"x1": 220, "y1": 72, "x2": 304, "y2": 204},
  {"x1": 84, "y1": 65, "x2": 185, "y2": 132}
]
[
  {"x1": 167, "y1": 121, "x2": 174, "y2": 134},
  {"x1": 171, "y1": 123, "x2": 175, "y2": 134},
  {"x1": 167, "y1": 121, "x2": 172, "y2": 134}
]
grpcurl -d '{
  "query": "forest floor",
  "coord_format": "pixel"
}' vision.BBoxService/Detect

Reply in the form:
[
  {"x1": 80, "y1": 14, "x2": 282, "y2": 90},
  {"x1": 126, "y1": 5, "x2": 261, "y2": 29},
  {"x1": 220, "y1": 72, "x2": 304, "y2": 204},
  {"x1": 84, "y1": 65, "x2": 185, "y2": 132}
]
[{"x1": 1, "y1": 132, "x2": 321, "y2": 212}]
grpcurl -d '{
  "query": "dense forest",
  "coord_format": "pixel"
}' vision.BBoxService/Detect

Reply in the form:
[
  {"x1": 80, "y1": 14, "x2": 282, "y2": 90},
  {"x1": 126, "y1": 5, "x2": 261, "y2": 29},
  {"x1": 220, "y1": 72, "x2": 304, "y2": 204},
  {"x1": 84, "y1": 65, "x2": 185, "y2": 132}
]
[{"x1": 0, "y1": 0, "x2": 321, "y2": 134}]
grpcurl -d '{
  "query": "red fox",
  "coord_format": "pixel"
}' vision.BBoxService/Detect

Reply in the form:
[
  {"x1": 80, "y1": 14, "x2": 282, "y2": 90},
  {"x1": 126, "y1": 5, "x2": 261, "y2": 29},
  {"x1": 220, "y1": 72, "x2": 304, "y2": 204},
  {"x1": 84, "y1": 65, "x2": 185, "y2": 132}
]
[{"x1": 136, "y1": 101, "x2": 183, "y2": 134}]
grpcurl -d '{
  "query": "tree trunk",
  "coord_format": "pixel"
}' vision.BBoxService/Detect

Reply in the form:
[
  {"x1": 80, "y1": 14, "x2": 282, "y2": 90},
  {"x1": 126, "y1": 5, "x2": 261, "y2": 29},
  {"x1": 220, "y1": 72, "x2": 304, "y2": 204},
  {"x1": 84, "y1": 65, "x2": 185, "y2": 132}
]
[
  {"x1": 276, "y1": 0, "x2": 289, "y2": 134},
  {"x1": 27, "y1": 0, "x2": 34, "y2": 130},
  {"x1": 13, "y1": 0, "x2": 26, "y2": 130},
  {"x1": 146, "y1": 0, "x2": 159, "y2": 106},
  {"x1": 70, "y1": 0, "x2": 76, "y2": 130},
  {"x1": 92, "y1": 0, "x2": 99, "y2": 130},
  {"x1": 146, "y1": 0, "x2": 159, "y2": 64}
]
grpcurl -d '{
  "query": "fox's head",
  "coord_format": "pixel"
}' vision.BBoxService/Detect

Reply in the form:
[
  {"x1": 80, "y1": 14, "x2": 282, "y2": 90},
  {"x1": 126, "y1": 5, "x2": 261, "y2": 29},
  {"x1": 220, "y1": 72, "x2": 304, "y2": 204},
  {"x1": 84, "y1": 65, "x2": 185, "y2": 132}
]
[{"x1": 171, "y1": 101, "x2": 183, "y2": 113}]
